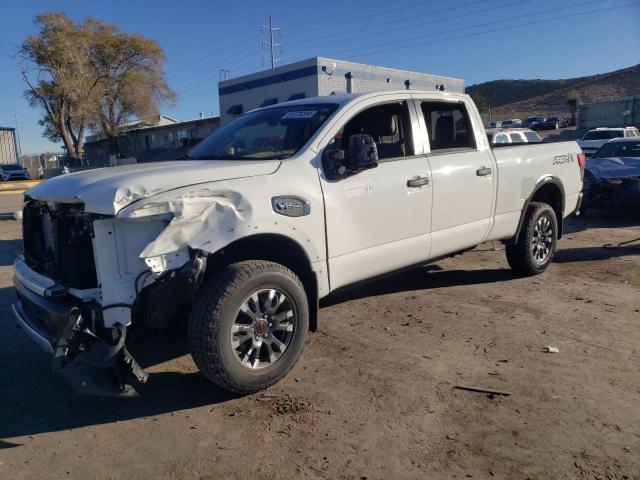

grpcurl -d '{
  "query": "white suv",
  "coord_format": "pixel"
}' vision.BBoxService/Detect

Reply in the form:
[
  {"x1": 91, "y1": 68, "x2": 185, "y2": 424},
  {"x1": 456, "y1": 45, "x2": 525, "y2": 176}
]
[
  {"x1": 578, "y1": 127, "x2": 640, "y2": 157},
  {"x1": 486, "y1": 128, "x2": 541, "y2": 145},
  {"x1": 0, "y1": 164, "x2": 30, "y2": 181}
]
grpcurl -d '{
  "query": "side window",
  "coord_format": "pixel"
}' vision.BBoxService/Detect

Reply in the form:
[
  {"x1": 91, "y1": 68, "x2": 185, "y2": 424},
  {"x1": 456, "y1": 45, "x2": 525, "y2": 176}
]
[
  {"x1": 421, "y1": 101, "x2": 477, "y2": 151},
  {"x1": 524, "y1": 131, "x2": 541, "y2": 143},
  {"x1": 332, "y1": 101, "x2": 414, "y2": 160},
  {"x1": 495, "y1": 134, "x2": 509, "y2": 144},
  {"x1": 509, "y1": 133, "x2": 524, "y2": 144}
]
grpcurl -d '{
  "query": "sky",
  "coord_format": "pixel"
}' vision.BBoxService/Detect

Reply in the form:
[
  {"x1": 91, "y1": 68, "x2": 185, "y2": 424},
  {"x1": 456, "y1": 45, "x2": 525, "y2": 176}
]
[{"x1": 1, "y1": 0, "x2": 639, "y2": 154}]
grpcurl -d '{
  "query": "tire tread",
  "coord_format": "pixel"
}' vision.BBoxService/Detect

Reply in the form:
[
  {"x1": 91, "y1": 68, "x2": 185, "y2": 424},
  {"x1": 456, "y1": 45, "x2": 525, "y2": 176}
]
[{"x1": 189, "y1": 260, "x2": 306, "y2": 394}]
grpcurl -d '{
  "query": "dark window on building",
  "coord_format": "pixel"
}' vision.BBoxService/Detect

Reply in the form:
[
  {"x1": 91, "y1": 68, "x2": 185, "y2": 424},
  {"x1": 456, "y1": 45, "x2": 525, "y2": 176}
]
[
  {"x1": 260, "y1": 98, "x2": 278, "y2": 107},
  {"x1": 227, "y1": 104, "x2": 243, "y2": 115}
]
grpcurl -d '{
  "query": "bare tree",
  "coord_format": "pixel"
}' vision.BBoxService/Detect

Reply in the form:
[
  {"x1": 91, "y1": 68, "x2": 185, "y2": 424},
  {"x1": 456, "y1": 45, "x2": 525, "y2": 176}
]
[
  {"x1": 18, "y1": 13, "x2": 96, "y2": 162},
  {"x1": 86, "y1": 19, "x2": 175, "y2": 154},
  {"x1": 18, "y1": 13, "x2": 175, "y2": 161}
]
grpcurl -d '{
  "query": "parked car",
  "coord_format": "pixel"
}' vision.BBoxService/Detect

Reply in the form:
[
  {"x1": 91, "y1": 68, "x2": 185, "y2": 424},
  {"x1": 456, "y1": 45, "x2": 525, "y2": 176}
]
[
  {"x1": 13, "y1": 90, "x2": 584, "y2": 396},
  {"x1": 578, "y1": 127, "x2": 640, "y2": 157},
  {"x1": 0, "y1": 164, "x2": 30, "y2": 181},
  {"x1": 536, "y1": 116, "x2": 568, "y2": 130},
  {"x1": 522, "y1": 116, "x2": 546, "y2": 129},
  {"x1": 500, "y1": 119, "x2": 522, "y2": 129},
  {"x1": 490, "y1": 120, "x2": 503, "y2": 128},
  {"x1": 486, "y1": 128, "x2": 541, "y2": 145},
  {"x1": 582, "y1": 137, "x2": 640, "y2": 210}
]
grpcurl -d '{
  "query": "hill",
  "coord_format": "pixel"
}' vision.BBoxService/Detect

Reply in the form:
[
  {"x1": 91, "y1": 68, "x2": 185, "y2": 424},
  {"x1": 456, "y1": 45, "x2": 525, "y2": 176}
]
[{"x1": 466, "y1": 64, "x2": 640, "y2": 119}]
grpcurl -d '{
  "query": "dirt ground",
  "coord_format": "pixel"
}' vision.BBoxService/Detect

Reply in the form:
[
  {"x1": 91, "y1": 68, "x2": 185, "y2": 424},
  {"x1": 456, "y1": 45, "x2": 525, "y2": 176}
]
[{"x1": 0, "y1": 191, "x2": 638, "y2": 480}]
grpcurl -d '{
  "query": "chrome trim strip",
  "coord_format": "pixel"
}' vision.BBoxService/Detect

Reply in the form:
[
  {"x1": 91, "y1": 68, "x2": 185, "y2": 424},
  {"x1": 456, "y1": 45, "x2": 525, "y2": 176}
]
[{"x1": 13, "y1": 258, "x2": 55, "y2": 297}]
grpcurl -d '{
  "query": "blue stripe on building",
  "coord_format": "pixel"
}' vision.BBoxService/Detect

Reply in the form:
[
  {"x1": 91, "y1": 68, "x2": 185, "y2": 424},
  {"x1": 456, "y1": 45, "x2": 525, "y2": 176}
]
[{"x1": 219, "y1": 65, "x2": 319, "y2": 96}]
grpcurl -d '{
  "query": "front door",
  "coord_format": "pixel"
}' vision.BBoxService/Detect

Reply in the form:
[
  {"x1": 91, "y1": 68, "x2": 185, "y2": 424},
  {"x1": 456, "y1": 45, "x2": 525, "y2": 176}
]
[{"x1": 318, "y1": 96, "x2": 432, "y2": 291}]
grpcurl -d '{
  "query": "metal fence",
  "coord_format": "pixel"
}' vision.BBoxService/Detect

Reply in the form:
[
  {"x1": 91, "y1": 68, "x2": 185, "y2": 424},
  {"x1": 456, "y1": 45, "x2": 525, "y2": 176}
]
[{"x1": 578, "y1": 95, "x2": 640, "y2": 129}]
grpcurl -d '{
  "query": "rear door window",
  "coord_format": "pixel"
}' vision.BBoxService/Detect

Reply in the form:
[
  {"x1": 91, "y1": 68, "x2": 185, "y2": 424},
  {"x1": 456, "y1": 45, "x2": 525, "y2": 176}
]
[{"x1": 420, "y1": 101, "x2": 477, "y2": 151}]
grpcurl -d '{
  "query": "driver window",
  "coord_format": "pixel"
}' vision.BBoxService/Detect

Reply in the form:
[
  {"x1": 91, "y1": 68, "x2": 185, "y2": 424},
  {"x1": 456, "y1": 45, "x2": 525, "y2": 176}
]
[{"x1": 330, "y1": 102, "x2": 414, "y2": 160}]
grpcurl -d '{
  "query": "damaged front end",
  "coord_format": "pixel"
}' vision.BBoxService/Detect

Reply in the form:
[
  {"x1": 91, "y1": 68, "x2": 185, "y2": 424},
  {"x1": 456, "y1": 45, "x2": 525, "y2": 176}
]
[
  {"x1": 14, "y1": 198, "x2": 208, "y2": 397},
  {"x1": 13, "y1": 264, "x2": 148, "y2": 396}
]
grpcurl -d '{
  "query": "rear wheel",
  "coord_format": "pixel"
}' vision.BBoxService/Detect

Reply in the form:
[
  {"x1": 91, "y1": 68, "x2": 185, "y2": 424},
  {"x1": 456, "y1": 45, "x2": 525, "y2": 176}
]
[
  {"x1": 506, "y1": 202, "x2": 558, "y2": 275},
  {"x1": 189, "y1": 260, "x2": 309, "y2": 394}
]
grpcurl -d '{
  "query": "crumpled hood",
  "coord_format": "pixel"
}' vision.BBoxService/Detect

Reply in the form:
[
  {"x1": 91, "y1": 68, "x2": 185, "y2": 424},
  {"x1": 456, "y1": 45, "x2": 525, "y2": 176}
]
[
  {"x1": 25, "y1": 160, "x2": 281, "y2": 215},
  {"x1": 586, "y1": 156, "x2": 640, "y2": 180}
]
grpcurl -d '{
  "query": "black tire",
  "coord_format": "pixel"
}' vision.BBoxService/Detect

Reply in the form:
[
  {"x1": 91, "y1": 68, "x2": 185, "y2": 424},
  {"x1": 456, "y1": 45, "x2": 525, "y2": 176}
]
[
  {"x1": 506, "y1": 202, "x2": 558, "y2": 276},
  {"x1": 189, "y1": 260, "x2": 309, "y2": 394}
]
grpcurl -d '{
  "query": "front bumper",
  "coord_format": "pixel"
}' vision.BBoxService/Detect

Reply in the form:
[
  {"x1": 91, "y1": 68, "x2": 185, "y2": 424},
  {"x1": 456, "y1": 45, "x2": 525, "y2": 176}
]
[{"x1": 12, "y1": 259, "x2": 148, "y2": 396}]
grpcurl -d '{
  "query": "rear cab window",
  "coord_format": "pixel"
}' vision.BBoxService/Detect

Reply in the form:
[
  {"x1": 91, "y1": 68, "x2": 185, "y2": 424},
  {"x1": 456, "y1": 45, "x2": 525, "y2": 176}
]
[
  {"x1": 524, "y1": 132, "x2": 541, "y2": 143},
  {"x1": 420, "y1": 101, "x2": 477, "y2": 152},
  {"x1": 583, "y1": 130, "x2": 624, "y2": 140},
  {"x1": 509, "y1": 133, "x2": 524, "y2": 144}
]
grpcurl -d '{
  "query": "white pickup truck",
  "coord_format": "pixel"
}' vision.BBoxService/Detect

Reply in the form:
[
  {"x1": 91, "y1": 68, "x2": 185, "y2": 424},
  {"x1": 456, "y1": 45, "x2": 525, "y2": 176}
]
[{"x1": 13, "y1": 91, "x2": 584, "y2": 396}]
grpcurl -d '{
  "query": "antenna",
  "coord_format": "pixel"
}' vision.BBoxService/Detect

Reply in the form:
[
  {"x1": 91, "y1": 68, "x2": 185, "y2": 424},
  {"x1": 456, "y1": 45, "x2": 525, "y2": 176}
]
[{"x1": 261, "y1": 16, "x2": 282, "y2": 69}]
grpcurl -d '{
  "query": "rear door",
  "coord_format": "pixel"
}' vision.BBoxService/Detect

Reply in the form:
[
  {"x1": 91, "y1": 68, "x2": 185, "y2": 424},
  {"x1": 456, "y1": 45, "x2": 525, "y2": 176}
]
[{"x1": 414, "y1": 97, "x2": 496, "y2": 257}]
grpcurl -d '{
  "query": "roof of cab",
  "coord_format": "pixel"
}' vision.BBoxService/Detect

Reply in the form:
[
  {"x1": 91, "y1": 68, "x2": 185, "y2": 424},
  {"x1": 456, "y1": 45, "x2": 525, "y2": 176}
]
[{"x1": 256, "y1": 90, "x2": 470, "y2": 110}]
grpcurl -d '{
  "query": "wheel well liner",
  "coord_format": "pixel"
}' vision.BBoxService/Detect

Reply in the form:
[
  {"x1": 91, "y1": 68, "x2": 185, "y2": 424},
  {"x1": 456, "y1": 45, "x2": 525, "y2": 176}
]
[
  {"x1": 511, "y1": 177, "x2": 565, "y2": 244},
  {"x1": 204, "y1": 234, "x2": 318, "y2": 331}
]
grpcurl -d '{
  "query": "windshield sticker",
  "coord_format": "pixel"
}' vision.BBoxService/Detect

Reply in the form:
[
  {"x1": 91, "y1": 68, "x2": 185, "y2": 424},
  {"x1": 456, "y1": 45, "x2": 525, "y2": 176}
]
[{"x1": 281, "y1": 110, "x2": 317, "y2": 120}]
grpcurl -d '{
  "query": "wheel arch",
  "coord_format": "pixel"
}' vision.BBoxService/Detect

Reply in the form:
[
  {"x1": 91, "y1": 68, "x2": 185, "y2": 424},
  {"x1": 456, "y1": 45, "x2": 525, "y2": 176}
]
[
  {"x1": 510, "y1": 176, "x2": 565, "y2": 244},
  {"x1": 203, "y1": 233, "x2": 319, "y2": 331}
]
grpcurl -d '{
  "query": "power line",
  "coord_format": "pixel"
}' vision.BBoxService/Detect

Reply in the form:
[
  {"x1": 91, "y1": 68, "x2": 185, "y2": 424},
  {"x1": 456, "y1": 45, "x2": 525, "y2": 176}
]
[
  {"x1": 304, "y1": 0, "x2": 605, "y2": 60},
  {"x1": 281, "y1": 0, "x2": 523, "y2": 57},
  {"x1": 174, "y1": 0, "x2": 638, "y2": 99},
  {"x1": 277, "y1": 0, "x2": 396, "y2": 34},
  {"x1": 171, "y1": 0, "x2": 489, "y2": 90},
  {"x1": 341, "y1": 1, "x2": 640, "y2": 60}
]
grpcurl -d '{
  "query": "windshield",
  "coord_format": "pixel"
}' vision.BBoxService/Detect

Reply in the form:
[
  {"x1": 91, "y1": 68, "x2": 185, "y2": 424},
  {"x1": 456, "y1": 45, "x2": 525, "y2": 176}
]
[
  {"x1": 188, "y1": 103, "x2": 338, "y2": 160},
  {"x1": 592, "y1": 141, "x2": 640, "y2": 158},
  {"x1": 583, "y1": 130, "x2": 624, "y2": 140},
  {"x1": 1, "y1": 165, "x2": 23, "y2": 170}
]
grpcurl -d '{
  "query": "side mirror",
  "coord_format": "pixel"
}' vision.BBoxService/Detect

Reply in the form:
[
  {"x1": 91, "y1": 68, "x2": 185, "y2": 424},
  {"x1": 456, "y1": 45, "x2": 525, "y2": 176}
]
[
  {"x1": 323, "y1": 134, "x2": 378, "y2": 179},
  {"x1": 346, "y1": 134, "x2": 379, "y2": 172}
]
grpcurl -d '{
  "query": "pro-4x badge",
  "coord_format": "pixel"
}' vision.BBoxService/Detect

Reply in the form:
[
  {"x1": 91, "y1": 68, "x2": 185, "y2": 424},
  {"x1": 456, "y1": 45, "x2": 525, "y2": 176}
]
[{"x1": 271, "y1": 196, "x2": 311, "y2": 217}]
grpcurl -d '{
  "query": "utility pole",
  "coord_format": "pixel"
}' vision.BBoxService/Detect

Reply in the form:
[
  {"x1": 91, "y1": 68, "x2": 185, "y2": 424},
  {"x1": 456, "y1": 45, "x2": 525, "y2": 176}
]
[
  {"x1": 12, "y1": 111, "x2": 22, "y2": 159},
  {"x1": 261, "y1": 16, "x2": 282, "y2": 69}
]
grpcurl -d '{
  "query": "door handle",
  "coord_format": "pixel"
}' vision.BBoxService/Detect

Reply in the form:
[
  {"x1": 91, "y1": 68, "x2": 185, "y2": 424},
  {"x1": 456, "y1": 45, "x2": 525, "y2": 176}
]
[
  {"x1": 407, "y1": 176, "x2": 429, "y2": 188},
  {"x1": 476, "y1": 166, "x2": 492, "y2": 176}
]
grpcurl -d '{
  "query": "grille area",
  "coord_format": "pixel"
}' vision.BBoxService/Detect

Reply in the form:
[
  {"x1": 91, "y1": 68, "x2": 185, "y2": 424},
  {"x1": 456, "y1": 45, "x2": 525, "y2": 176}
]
[{"x1": 22, "y1": 200, "x2": 99, "y2": 289}]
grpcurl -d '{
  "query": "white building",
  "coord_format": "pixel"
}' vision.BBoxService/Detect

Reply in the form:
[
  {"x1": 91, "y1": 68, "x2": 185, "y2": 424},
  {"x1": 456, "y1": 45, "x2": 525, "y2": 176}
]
[{"x1": 218, "y1": 56, "x2": 464, "y2": 123}]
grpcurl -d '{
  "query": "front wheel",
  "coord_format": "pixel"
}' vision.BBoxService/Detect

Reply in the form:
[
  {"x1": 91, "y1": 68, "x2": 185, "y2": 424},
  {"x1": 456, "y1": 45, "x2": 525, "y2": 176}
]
[
  {"x1": 189, "y1": 260, "x2": 309, "y2": 394},
  {"x1": 506, "y1": 202, "x2": 558, "y2": 275}
]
